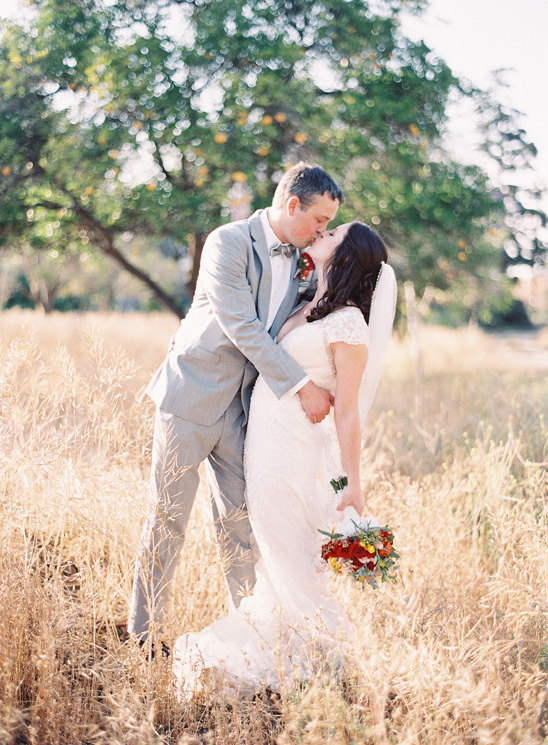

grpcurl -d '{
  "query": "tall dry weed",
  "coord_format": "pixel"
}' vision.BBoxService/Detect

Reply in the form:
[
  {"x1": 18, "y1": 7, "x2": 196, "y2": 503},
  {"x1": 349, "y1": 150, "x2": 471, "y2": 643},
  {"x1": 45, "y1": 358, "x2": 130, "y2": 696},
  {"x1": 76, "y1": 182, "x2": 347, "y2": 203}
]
[{"x1": 0, "y1": 310, "x2": 547, "y2": 744}]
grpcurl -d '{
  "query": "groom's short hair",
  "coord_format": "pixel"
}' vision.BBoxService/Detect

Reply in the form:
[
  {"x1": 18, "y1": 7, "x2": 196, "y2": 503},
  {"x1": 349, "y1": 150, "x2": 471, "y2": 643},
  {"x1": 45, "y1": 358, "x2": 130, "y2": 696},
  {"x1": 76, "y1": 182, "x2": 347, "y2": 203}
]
[{"x1": 272, "y1": 162, "x2": 344, "y2": 210}]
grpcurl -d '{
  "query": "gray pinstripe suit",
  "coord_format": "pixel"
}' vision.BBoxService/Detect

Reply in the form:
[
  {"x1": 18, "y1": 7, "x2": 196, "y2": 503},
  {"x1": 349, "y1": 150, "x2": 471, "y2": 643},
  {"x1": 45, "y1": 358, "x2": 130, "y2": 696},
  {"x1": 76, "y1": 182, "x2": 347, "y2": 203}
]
[{"x1": 128, "y1": 209, "x2": 306, "y2": 640}]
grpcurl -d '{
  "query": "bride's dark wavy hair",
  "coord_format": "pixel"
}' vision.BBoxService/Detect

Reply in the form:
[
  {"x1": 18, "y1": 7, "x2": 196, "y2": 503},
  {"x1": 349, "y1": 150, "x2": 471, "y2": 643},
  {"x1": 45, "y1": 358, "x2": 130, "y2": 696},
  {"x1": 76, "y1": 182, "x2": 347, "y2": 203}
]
[{"x1": 307, "y1": 222, "x2": 388, "y2": 324}]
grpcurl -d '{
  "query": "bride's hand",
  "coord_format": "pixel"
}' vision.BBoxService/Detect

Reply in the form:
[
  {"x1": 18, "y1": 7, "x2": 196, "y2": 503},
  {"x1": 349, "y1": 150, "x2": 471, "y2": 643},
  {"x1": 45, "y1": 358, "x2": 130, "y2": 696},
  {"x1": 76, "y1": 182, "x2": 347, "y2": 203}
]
[{"x1": 336, "y1": 485, "x2": 364, "y2": 513}]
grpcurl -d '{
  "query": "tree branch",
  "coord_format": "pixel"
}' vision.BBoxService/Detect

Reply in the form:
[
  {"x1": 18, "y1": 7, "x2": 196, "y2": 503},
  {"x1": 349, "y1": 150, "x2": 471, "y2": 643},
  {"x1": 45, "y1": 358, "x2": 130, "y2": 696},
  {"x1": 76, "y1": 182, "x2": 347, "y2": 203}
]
[{"x1": 31, "y1": 200, "x2": 66, "y2": 211}]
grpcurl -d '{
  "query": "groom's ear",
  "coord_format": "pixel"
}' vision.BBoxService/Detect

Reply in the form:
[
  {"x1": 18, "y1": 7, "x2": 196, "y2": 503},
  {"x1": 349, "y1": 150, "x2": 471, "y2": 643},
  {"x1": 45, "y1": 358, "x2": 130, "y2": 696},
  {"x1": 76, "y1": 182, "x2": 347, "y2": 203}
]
[{"x1": 286, "y1": 196, "x2": 300, "y2": 216}]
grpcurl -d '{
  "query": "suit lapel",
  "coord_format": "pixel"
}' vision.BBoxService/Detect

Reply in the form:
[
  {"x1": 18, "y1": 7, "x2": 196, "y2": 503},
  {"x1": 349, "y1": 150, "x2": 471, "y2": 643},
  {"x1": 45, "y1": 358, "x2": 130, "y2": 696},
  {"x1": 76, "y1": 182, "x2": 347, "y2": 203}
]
[{"x1": 248, "y1": 210, "x2": 271, "y2": 325}]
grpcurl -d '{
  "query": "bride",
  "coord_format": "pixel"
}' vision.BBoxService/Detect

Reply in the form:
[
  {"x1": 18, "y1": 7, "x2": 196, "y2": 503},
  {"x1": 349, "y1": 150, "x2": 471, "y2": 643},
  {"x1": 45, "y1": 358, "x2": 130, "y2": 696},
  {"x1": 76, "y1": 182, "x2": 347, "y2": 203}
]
[{"x1": 173, "y1": 221, "x2": 396, "y2": 698}]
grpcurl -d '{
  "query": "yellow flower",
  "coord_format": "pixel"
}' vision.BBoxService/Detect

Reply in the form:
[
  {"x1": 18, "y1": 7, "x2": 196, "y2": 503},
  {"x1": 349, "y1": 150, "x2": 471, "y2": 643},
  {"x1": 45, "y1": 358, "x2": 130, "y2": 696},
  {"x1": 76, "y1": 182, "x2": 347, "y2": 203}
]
[
  {"x1": 274, "y1": 112, "x2": 286, "y2": 123},
  {"x1": 408, "y1": 124, "x2": 420, "y2": 137},
  {"x1": 232, "y1": 171, "x2": 248, "y2": 183},
  {"x1": 1, "y1": 166, "x2": 11, "y2": 176},
  {"x1": 145, "y1": 183, "x2": 156, "y2": 191},
  {"x1": 214, "y1": 133, "x2": 228, "y2": 144},
  {"x1": 294, "y1": 132, "x2": 307, "y2": 144},
  {"x1": 261, "y1": 115, "x2": 273, "y2": 126}
]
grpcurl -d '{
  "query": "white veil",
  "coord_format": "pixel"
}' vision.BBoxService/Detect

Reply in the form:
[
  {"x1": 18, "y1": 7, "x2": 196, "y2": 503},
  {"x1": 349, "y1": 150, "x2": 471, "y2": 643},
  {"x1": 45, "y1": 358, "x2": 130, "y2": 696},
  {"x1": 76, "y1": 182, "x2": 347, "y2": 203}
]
[{"x1": 359, "y1": 262, "x2": 397, "y2": 435}]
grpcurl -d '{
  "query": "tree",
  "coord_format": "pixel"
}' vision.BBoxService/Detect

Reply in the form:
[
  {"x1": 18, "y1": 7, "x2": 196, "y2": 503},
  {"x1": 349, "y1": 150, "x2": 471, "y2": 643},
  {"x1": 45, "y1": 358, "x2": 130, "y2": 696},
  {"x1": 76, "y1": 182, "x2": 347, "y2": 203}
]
[
  {"x1": 476, "y1": 72, "x2": 548, "y2": 272},
  {"x1": 1, "y1": 0, "x2": 542, "y2": 316},
  {"x1": 0, "y1": 0, "x2": 189, "y2": 314}
]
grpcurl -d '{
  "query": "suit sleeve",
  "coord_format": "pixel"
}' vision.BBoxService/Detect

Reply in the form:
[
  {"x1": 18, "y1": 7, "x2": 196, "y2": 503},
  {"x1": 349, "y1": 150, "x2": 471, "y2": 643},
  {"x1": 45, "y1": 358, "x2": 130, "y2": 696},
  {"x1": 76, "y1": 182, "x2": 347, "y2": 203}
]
[{"x1": 200, "y1": 225, "x2": 305, "y2": 399}]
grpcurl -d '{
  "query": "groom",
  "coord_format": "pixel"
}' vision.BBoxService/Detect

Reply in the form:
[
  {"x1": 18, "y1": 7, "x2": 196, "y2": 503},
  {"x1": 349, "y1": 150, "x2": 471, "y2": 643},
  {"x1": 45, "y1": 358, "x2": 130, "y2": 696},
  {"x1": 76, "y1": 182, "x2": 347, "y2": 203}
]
[{"x1": 128, "y1": 162, "x2": 343, "y2": 647}]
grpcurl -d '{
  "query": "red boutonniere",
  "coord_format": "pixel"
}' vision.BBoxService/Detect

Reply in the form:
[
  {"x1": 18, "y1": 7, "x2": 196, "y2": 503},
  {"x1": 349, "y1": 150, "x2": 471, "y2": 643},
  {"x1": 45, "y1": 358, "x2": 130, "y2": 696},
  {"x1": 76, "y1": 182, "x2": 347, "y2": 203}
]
[{"x1": 295, "y1": 252, "x2": 315, "y2": 281}]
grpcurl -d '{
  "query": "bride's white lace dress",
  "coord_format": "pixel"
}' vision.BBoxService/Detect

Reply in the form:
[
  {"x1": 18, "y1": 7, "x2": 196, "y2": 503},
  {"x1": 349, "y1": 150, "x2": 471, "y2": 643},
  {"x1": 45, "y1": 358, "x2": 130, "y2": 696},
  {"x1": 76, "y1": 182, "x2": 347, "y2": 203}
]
[{"x1": 173, "y1": 306, "x2": 369, "y2": 697}]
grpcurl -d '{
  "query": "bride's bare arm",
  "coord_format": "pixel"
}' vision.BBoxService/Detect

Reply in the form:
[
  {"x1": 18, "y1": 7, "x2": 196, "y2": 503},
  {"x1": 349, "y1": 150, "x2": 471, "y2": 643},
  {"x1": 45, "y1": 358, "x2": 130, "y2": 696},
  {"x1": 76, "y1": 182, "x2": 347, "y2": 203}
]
[{"x1": 331, "y1": 341, "x2": 368, "y2": 513}]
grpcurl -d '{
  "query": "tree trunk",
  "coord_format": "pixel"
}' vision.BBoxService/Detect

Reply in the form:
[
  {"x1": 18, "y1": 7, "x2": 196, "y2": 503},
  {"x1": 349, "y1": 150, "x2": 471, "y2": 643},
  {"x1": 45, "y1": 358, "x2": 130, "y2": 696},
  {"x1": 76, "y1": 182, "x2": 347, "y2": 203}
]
[
  {"x1": 188, "y1": 231, "x2": 205, "y2": 297},
  {"x1": 101, "y1": 239, "x2": 185, "y2": 317}
]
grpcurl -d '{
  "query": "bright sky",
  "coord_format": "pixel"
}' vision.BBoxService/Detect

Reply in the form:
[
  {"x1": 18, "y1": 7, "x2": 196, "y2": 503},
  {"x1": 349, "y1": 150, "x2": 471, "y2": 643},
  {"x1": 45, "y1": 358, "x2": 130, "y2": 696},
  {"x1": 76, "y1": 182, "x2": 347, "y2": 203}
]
[
  {"x1": 402, "y1": 0, "x2": 548, "y2": 189},
  {"x1": 2, "y1": 0, "x2": 547, "y2": 189}
]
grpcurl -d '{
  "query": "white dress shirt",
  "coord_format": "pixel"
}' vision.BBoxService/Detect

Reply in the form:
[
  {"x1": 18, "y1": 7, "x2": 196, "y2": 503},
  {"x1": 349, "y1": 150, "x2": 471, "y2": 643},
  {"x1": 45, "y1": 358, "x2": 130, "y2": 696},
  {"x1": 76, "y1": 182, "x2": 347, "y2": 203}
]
[
  {"x1": 260, "y1": 209, "x2": 294, "y2": 331},
  {"x1": 259, "y1": 209, "x2": 309, "y2": 397}
]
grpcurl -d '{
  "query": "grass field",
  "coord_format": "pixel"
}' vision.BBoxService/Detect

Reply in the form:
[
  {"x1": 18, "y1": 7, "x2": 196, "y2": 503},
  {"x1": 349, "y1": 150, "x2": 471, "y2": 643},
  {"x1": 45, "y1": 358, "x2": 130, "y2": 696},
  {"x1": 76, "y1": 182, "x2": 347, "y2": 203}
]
[{"x1": 1, "y1": 309, "x2": 547, "y2": 745}]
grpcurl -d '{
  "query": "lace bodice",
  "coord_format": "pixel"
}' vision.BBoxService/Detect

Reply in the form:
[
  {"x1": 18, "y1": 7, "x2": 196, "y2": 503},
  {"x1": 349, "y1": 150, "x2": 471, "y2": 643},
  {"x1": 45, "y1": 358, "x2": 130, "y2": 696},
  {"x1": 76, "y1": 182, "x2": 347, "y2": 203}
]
[{"x1": 280, "y1": 306, "x2": 369, "y2": 392}]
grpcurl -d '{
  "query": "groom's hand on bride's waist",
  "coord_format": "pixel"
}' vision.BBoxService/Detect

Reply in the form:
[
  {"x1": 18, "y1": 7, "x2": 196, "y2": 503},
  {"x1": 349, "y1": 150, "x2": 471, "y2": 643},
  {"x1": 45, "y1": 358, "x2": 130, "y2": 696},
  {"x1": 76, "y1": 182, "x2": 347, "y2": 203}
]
[{"x1": 297, "y1": 380, "x2": 333, "y2": 424}]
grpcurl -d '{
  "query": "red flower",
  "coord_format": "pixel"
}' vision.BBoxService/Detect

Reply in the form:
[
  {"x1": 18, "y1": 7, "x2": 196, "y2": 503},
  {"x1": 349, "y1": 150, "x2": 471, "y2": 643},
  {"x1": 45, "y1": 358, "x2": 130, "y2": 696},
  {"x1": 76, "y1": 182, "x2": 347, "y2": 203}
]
[
  {"x1": 323, "y1": 539, "x2": 373, "y2": 572},
  {"x1": 321, "y1": 540, "x2": 339, "y2": 560},
  {"x1": 297, "y1": 252, "x2": 315, "y2": 281},
  {"x1": 336, "y1": 540, "x2": 353, "y2": 560}
]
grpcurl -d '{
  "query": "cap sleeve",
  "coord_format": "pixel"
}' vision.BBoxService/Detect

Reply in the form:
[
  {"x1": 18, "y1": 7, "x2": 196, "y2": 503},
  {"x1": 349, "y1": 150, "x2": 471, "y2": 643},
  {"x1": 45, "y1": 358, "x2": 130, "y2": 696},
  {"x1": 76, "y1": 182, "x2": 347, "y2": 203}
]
[{"x1": 322, "y1": 307, "x2": 369, "y2": 347}]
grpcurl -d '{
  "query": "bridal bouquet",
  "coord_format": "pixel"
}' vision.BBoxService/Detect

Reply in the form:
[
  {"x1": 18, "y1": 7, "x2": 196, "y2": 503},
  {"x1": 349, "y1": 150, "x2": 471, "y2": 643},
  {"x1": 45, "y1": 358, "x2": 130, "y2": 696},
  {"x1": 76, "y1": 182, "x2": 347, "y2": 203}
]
[{"x1": 319, "y1": 477, "x2": 399, "y2": 589}]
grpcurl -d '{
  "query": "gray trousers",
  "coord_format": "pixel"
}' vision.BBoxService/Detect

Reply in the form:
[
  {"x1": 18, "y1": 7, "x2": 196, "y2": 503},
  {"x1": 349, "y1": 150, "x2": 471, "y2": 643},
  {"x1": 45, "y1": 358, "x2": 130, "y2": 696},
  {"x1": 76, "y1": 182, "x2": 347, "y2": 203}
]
[{"x1": 128, "y1": 398, "x2": 256, "y2": 641}]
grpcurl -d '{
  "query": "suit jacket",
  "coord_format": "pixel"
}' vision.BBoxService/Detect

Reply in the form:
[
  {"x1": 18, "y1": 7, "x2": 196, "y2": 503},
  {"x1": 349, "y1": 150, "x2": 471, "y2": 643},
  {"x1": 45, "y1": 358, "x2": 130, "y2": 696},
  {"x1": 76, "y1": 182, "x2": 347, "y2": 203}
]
[{"x1": 146, "y1": 209, "x2": 306, "y2": 425}]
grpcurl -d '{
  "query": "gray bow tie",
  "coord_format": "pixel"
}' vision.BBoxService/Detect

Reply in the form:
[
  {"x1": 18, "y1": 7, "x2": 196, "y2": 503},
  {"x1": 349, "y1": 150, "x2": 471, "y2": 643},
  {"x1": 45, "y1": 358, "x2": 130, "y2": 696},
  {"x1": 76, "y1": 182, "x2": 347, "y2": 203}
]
[{"x1": 270, "y1": 243, "x2": 296, "y2": 258}]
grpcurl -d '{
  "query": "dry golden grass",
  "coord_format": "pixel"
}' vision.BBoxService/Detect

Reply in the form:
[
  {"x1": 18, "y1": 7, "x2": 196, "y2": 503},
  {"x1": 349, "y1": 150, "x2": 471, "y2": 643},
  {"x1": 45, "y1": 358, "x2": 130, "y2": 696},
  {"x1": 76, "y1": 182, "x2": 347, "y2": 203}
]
[{"x1": 1, "y1": 309, "x2": 547, "y2": 744}]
